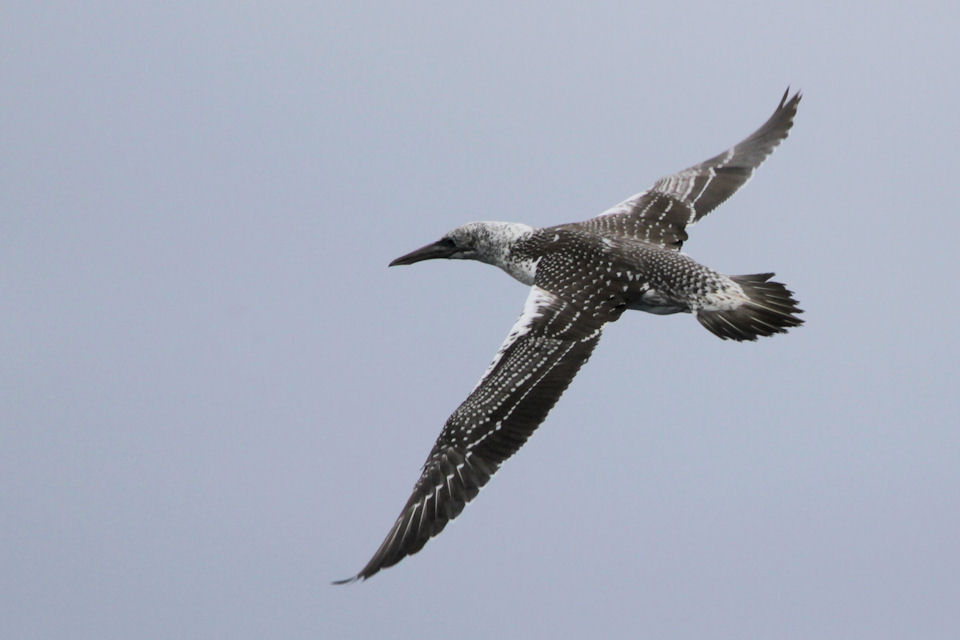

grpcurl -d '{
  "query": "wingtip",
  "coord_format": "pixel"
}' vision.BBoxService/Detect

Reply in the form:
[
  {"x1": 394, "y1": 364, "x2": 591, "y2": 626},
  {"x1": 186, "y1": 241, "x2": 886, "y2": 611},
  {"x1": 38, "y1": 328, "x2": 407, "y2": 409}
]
[
  {"x1": 768, "y1": 88, "x2": 802, "y2": 134},
  {"x1": 331, "y1": 574, "x2": 363, "y2": 586},
  {"x1": 778, "y1": 86, "x2": 803, "y2": 109}
]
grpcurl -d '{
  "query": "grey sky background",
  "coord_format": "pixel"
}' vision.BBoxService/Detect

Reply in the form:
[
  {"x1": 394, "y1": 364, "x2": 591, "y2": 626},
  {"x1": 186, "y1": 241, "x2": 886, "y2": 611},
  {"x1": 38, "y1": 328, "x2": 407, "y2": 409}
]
[{"x1": 3, "y1": 2, "x2": 958, "y2": 638}]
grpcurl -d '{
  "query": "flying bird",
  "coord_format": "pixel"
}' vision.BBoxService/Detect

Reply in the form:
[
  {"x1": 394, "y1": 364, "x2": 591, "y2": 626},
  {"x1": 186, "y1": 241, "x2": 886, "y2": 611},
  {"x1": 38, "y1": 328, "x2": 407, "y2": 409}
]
[{"x1": 336, "y1": 90, "x2": 803, "y2": 583}]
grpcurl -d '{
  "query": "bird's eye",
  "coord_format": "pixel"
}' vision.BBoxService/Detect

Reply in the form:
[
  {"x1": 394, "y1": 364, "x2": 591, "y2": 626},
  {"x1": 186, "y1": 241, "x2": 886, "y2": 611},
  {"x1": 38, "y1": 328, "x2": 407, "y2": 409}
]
[{"x1": 440, "y1": 237, "x2": 457, "y2": 249}]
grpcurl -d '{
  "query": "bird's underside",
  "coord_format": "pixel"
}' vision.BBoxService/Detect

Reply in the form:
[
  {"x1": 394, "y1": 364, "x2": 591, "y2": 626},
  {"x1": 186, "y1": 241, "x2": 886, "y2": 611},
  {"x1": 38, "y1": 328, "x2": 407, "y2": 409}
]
[{"x1": 335, "y1": 89, "x2": 804, "y2": 583}]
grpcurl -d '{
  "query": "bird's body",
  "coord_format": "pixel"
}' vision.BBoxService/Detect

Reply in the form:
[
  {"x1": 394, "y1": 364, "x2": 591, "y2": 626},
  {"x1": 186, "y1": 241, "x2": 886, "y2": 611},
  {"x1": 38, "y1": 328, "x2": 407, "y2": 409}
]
[
  {"x1": 337, "y1": 90, "x2": 804, "y2": 583},
  {"x1": 481, "y1": 222, "x2": 779, "y2": 318}
]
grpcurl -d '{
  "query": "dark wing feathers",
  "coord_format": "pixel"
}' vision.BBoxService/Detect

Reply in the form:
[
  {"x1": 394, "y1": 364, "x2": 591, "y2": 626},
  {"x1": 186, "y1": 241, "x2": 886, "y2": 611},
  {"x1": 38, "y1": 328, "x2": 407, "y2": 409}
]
[
  {"x1": 577, "y1": 89, "x2": 801, "y2": 250},
  {"x1": 336, "y1": 287, "x2": 603, "y2": 583}
]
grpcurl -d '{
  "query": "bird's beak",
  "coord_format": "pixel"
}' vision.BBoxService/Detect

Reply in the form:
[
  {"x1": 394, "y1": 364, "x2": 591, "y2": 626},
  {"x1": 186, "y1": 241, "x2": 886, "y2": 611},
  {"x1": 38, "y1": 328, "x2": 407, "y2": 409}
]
[{"x1": 389, "y1": 240, "x2": 456, "y2": 267}]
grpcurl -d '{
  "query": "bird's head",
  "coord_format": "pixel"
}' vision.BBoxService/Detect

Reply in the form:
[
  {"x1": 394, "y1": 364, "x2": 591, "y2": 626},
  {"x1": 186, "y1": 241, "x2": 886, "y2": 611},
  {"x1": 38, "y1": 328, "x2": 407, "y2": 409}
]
[{"x1": 389, "y1": 222, "x2": 534, "y2": 268}]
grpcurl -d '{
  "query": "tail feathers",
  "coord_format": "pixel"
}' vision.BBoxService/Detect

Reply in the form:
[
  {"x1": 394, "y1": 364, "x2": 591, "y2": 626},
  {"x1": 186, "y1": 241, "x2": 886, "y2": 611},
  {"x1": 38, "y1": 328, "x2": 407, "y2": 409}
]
[{"x1": 697, "y1": 273, "x2": 803, "y2": 341}]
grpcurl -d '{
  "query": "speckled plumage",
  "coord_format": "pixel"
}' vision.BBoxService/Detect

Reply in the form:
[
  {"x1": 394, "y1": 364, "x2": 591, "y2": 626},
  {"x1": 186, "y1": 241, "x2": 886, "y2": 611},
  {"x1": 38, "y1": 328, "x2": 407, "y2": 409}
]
[{"x1": 336, "y1": 90, "x2": 804, "y2": 583}]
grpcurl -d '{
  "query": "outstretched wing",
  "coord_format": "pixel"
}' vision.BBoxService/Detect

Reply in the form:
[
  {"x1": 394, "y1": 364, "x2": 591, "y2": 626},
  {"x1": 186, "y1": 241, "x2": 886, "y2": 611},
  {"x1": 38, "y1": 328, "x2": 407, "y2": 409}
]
[
  {"x1": 575, "y1": 89, "x2": 801, "y2": 250},
  {"x1": 336, "y1": 286, "x2": 604, "y2": 583}
]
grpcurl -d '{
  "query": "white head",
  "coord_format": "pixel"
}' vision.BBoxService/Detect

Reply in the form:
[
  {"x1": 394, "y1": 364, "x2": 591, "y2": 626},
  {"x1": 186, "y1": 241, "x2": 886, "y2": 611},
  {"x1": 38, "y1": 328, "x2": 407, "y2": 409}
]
[{"x1": 389, "y1": 221, "x2": 537, "y2": 284}]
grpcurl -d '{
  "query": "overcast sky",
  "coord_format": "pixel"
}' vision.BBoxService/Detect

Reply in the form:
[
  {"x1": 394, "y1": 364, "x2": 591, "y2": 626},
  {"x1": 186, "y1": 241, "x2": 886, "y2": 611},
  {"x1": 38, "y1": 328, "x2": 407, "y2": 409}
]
[{"x1": 3, "y1": 2, "x2": 959, "y2": 638}]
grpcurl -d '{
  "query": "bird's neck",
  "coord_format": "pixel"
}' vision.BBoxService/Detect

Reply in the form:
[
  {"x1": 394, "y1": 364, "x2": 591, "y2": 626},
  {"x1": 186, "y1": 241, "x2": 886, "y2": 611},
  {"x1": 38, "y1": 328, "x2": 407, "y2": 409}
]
[{"x1": 472, "y1": 222, "x2": 538, "y2": 285}]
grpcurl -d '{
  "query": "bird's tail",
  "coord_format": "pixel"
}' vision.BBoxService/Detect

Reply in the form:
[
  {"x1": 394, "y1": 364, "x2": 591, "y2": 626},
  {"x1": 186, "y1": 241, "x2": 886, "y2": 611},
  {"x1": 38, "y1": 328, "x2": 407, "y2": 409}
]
[{"x1": 696, "y1": 273, "x2": 803, "y2": 341}]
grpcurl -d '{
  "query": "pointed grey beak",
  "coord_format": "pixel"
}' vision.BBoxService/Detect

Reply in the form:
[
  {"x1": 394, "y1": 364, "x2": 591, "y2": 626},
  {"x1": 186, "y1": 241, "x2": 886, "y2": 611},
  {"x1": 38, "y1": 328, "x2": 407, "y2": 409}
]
[{"x1": 389, "y1": 239, "x2": 457, "y2": 266}]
